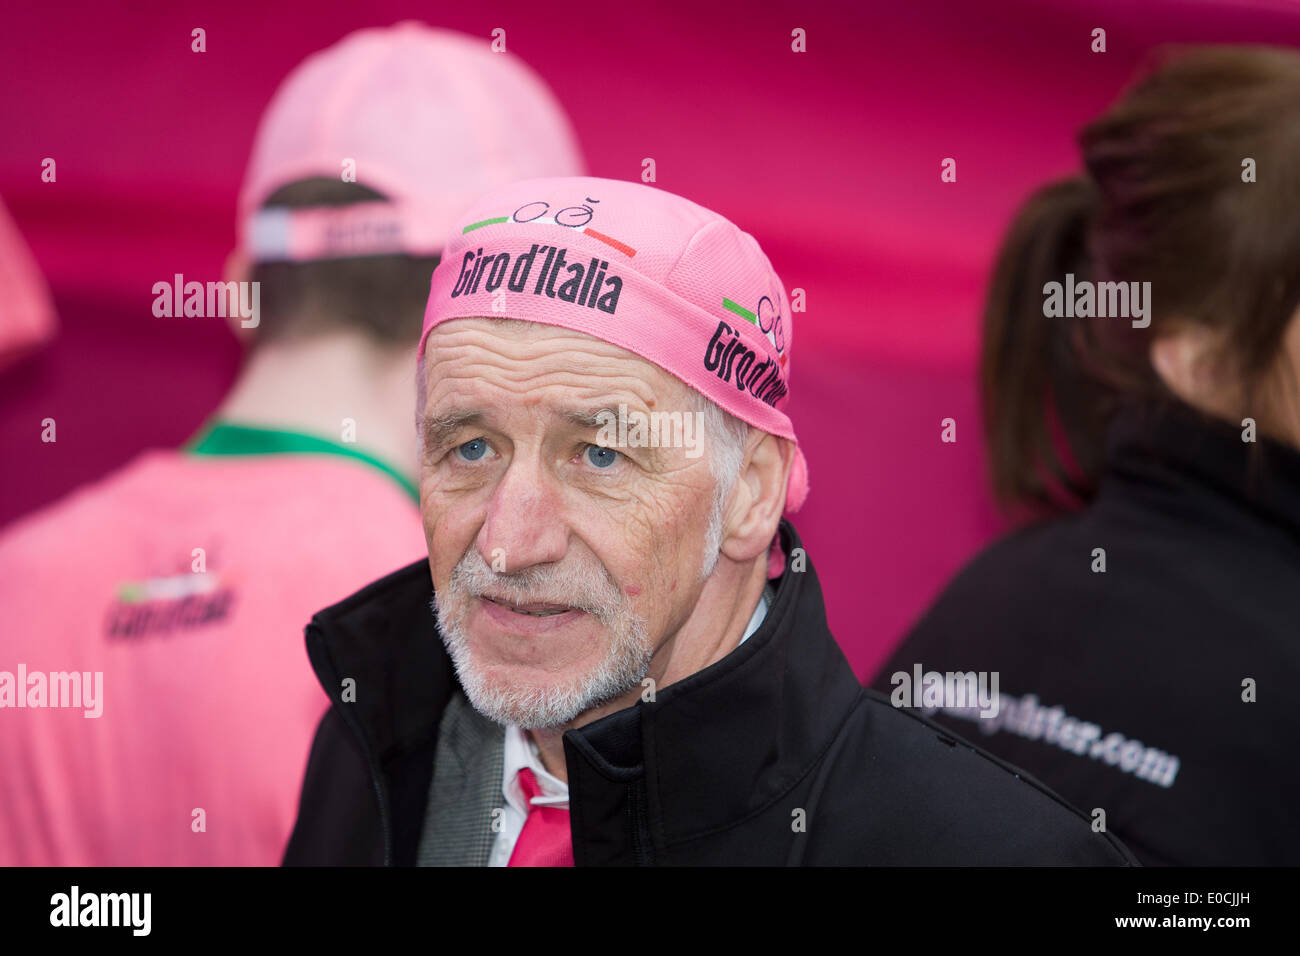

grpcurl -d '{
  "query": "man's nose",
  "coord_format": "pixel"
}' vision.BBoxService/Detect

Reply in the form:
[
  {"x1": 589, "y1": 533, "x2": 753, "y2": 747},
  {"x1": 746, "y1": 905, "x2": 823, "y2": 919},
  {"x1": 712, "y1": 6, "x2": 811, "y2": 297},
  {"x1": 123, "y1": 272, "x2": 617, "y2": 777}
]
[{"x1": 475, "y1": 453, "x2": 568, "y2": 572}]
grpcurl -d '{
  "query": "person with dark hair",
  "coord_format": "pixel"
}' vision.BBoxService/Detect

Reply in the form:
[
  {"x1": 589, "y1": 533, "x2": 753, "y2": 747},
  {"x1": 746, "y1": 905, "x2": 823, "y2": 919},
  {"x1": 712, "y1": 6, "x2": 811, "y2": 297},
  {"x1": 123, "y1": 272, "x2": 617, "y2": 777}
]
[
  {"x1": 873, "y1": 45, "x2": 1300, "y2": 866},
  {"x1": 0, "y1": 22, "x2": 583, "y2": 865}
]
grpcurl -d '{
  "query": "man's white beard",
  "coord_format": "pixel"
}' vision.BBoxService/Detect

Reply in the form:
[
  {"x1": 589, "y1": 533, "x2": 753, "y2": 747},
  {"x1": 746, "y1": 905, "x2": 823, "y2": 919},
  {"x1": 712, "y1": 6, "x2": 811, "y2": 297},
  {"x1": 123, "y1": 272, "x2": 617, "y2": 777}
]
[{"x1": 432, "y1": 548, "x2": 655, "y2": 729}]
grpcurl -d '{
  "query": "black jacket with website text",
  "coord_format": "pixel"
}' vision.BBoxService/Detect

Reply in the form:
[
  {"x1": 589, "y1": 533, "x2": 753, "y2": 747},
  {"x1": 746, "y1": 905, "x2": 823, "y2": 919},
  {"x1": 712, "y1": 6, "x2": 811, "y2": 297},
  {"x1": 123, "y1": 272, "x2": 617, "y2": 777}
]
[
  {"x1": 283, "y1": 520, "x2": 1137, "y2": 866},
  {"x1": 872, "y1": 400, "x2": 1300, "y2": 865}
]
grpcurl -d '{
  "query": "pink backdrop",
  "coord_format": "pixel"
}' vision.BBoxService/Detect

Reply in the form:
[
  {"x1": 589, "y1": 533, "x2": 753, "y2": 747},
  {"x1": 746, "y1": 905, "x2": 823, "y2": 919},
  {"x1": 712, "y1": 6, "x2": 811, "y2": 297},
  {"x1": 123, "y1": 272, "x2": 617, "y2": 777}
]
[{"x1": 3, "y1": 0, "x2": 1298, "y2": 679}]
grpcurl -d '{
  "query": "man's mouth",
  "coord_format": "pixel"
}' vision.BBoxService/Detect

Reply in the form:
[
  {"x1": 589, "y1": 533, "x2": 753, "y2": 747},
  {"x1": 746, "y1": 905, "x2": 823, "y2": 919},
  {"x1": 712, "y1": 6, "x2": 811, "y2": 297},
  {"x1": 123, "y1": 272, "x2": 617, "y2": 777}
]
[{"x1": 482, "y1": 595, "x2": 575, "y2": 617}]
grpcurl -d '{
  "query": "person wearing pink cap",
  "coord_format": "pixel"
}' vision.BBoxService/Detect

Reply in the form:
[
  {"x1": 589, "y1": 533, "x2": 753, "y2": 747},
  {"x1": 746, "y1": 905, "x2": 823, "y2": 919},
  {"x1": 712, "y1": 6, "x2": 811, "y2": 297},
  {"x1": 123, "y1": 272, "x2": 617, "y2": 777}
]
[
  {"x1": 0, "y1": 196, "x2": 57, "y2": 371},
  {"x1": 0, "y1": 23, "x2": 583, "y2": 866},
  {"x1": 284, "y1": 176, "x2": 1136, "y2": 866}
]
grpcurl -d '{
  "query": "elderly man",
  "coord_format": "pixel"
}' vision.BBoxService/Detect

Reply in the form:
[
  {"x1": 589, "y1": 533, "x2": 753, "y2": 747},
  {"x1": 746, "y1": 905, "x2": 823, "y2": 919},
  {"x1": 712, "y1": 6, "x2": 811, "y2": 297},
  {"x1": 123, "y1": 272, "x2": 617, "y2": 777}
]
[{"x1": 283, "y1": 176, "x2": 1136, "y2": 866}]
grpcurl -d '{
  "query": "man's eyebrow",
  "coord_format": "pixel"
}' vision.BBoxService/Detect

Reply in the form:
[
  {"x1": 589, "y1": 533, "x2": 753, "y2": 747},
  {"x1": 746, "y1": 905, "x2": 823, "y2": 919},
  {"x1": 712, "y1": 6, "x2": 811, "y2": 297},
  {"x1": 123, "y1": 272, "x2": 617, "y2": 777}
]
[
  {"x1": 422, "y1": 410, "x2": 484, "y2": 450},
  {"x1": 561, "y1": 406, "x2": 622, "y2": 430},
  {"x1": 562, "y1": 405, "x2": 669, "y2": 464}
]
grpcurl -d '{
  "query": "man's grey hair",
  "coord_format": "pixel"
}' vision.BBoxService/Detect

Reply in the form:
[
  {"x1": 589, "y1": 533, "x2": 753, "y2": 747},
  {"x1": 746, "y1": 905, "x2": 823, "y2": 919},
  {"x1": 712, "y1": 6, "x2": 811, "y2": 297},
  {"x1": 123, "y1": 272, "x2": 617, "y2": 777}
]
[{"x1": 696, "y1": 391, "x2": 751, "y2": 576}]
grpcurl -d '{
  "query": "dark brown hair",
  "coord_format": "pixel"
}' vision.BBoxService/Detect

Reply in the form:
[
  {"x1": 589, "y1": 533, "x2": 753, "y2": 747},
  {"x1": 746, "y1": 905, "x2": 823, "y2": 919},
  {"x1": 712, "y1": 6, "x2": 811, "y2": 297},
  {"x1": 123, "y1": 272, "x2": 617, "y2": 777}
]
[
  {"x1": 982, "y1": 45, "x2": 1300, "y2": 513},
  {"x1": 249, "y1": 178, "x2": 440, "y2": 349}
]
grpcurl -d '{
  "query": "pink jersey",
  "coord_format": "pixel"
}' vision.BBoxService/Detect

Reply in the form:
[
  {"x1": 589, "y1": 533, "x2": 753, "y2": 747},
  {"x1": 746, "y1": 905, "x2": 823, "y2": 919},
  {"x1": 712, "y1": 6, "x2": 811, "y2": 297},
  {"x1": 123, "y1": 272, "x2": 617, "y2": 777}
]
[{"x1": 0, "y1": 433, "x2": 427, "y2": 865}]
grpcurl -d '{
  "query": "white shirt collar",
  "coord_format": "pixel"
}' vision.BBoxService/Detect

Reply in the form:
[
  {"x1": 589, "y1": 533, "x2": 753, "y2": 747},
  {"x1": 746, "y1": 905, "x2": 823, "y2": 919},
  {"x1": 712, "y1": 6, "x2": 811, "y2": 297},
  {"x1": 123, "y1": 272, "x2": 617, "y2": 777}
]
[
  {"x1": 737, "y1": 582, "x2": 772, "y2": 648},
  {"x1": 500, "y1": 585, "x2": 773, "y2": 810},
  {"x1": 502, "y1": 722, "x2": 569, "y2": 810}
]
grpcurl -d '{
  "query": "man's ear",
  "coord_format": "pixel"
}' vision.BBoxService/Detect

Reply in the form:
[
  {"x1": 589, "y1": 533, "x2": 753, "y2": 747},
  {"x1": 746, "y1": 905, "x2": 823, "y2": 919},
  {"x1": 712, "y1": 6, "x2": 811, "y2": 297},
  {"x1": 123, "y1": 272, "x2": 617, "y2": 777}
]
[
  {"x1": 719, "y1": 432, "x2": 794, "y2": 564},
  {"x1": 222, "y1": 247, "x2": 257, "y2": 344}
]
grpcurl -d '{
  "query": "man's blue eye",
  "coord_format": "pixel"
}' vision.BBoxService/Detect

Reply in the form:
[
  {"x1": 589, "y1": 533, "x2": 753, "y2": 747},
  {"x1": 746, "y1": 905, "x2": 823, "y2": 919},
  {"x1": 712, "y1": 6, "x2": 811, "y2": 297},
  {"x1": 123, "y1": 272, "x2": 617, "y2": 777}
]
[
  {"x1": 458, "y1": 439, "x2": 488, "y2": 461},
  {"x1": 586, "y1": 445, "x2": 619, "y2": 468}
]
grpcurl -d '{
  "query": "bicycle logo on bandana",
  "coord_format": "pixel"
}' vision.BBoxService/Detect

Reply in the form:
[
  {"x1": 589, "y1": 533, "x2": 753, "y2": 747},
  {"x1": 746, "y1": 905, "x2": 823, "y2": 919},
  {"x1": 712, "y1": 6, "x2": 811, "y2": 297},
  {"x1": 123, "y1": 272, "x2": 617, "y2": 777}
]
[
  {"x1": 512, "y1": 198, "x2": 599, "y2": 229},
  {"x1": 756, "y1": 295, "x2": 785, "y2": 353}
]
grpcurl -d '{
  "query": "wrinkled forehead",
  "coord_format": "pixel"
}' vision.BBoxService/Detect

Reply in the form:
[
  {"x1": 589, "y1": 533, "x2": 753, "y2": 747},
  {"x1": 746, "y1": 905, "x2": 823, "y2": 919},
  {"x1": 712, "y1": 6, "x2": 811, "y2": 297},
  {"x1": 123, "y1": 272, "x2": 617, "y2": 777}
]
[{"x1": 419, "y1": 316, "x2": 694, "y2": 407}]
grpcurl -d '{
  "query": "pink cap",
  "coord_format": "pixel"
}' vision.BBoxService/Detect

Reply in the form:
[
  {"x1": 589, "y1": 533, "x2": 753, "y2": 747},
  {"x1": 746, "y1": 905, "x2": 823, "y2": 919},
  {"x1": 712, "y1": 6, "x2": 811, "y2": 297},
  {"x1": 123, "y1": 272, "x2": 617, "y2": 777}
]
[
  {"x1": 419, "y1": 177, "x2": 809, "y2": 573},
  {"x1": 0, "y1": 197, "x2": 57, "y2": 366},
  {"x1": 238, "y1": 22, "x2": 584, "y2": 262}
]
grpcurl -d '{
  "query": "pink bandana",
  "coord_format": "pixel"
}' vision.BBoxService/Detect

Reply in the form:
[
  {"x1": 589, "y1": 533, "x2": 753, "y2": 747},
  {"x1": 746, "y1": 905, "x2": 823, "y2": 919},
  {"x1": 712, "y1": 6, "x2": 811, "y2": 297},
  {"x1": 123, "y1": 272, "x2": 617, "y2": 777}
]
[{"x1": 419, "y1": 177, "x2": 809, "y2": 574}]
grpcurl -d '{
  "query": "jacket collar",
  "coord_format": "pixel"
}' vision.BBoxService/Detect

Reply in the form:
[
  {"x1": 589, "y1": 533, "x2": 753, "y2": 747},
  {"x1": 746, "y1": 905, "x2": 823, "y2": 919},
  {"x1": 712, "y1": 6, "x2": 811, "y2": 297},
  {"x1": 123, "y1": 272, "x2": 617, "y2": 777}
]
[
  {"x1": 305, "y1": 517, "x2": 863, "y2": 865},
  {"x1": 1103, "y1": 399, "x2": 1300, "y2": 548}
]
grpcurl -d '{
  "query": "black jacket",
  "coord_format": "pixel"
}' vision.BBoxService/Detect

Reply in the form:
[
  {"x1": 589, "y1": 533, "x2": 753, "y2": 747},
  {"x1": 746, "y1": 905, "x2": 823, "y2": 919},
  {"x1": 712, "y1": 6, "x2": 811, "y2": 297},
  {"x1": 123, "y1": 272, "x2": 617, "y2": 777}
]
[
  {"x1": 284, "y1": 519, "x2": 1136, "y2": 865},
  {"x1": 872, "y1": 400, "x2": 1300, "y2": 865}
]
